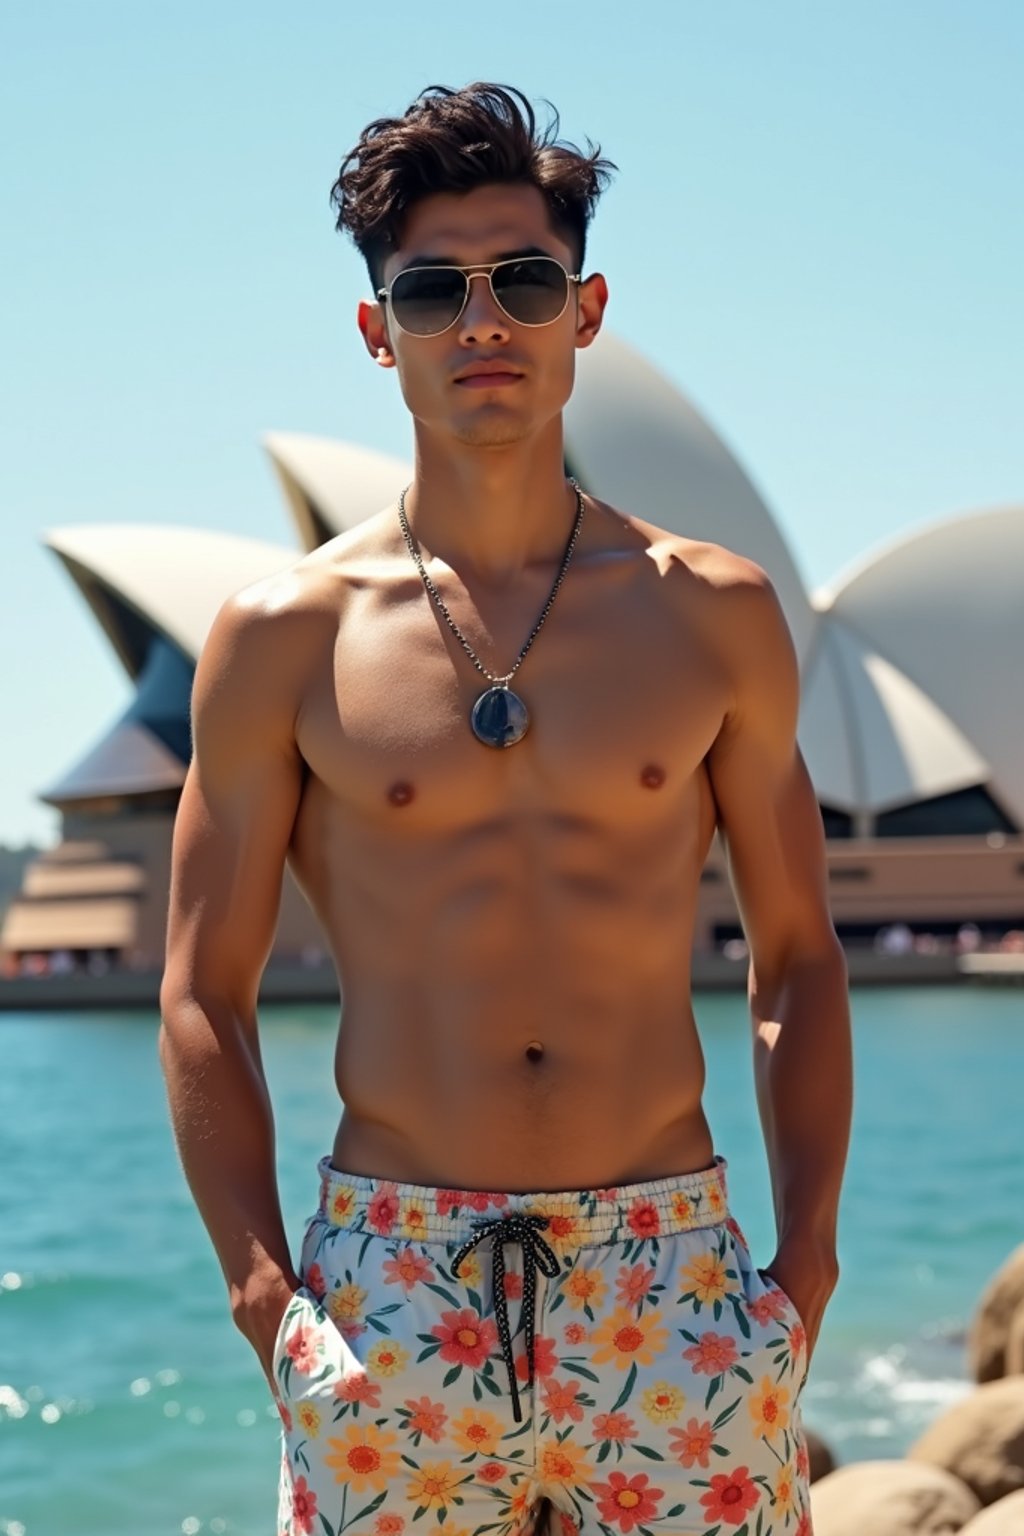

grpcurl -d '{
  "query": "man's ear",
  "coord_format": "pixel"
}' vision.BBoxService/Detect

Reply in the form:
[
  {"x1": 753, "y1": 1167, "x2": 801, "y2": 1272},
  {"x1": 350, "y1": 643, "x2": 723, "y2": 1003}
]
[
  {"x1": 357, "y1": 299, "x2": 396, "y2": 368},
  {"x1": 574, "y1": 272, "x2": 608, "y2": 351}
]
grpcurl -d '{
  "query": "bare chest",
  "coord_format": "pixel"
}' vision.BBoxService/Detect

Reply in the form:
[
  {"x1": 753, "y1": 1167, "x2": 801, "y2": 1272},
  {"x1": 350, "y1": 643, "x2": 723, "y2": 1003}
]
[{"x1": 293, "y1": 569, "x2": 730, "y2": 835}]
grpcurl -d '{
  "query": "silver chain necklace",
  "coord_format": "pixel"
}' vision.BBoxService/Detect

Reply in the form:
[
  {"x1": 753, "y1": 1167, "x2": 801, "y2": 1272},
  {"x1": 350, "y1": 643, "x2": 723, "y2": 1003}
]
[{"x1": 397, "y1": 478, "x2": 586, "y2": 748}]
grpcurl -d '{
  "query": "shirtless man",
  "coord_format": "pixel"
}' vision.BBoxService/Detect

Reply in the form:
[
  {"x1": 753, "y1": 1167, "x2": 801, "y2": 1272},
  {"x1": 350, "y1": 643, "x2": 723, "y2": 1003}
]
[{"x1": 159, "y1": 83, "x2": 852, "y2": 1536}]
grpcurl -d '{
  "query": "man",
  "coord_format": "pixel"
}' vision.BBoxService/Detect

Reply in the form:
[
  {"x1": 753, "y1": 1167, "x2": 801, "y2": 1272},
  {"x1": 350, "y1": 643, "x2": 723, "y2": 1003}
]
[{"x1": 160, "y1": 83, "x2": 851, "y2": 1536}]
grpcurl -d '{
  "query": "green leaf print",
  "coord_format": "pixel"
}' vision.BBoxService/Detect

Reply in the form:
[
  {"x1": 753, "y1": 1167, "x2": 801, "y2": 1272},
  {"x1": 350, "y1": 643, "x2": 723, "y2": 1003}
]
[
  {"x1": 610, "y1": 1361, "x2": 637, "y2": 1413},
  {"x1": 480, "y1": 1371, "x2": 503, "y2": 1396},
  {"x1": 596, "y1": 1440, "x2": 611, "y2": 1463},
  {"x1": 635, "y1": 1443, "x2": 664, "y2": 1460},
  {"x1": 438, "y1": 1508, "x2": 447, "y2": 1526},
  {"x1": 346, "y1": 1491, "x2": 387, "y2": 1530},
  {"x1": 365, "y1": 1314, "x2": 394, "y2": 1334},
  {"x1": 562, "y1": 1360, "x2": 600, "y2": 1383},
  {"x1": 318, "y1": 1512, "x2": 336, "y2": 1536},
  {"x1": 357, "y1": 1233, "x2": 375, "y2": 1265},
  {"x1": 425, "y1": 1281, "x2": 464, "y2": 1309},
  {"x1": 442, "y1": 1365, "x2": 461, "y2": 1388},
  {"x1": 467, "y1": 1288, "x2": 483, "y2": 1313},
  {"x1": 665, "y1": 1505, "x2": 686, "y2": 1518}
]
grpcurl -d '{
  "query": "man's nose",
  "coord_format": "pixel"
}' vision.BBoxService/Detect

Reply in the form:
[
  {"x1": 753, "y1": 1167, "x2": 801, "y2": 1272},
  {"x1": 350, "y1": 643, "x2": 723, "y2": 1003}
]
[{"x1": 458, "y1": 271, "x2": 511, "y2": 344}]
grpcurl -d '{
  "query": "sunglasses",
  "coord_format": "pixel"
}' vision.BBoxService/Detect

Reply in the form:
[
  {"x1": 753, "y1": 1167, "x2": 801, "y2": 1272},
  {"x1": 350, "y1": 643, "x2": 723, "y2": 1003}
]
[{"x1": 377, "y1": 256, "x2": 582, "y2": 338}]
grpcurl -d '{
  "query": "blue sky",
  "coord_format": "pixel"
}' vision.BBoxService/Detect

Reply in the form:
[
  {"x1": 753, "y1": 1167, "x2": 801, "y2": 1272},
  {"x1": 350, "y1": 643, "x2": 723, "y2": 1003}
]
[{"x1": 2, "y1": 1, "x2": 1021, "y2": 845}]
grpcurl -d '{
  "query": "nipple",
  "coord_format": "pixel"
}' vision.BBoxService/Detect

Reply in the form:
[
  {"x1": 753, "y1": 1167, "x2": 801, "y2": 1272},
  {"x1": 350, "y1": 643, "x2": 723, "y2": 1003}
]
[
  {"x1": 640, "y1": 763, "x2": 666, "y2": 789},
  {"x1": 525, "y1": 1040, "x2": 545, "y2": 1063},
  {"x1": 387, "y1": 781, "x2": 415, "y2": 807}
]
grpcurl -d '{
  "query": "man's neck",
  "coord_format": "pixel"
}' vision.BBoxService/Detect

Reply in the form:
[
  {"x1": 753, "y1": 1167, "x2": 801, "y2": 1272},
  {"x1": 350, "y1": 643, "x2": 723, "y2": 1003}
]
[{"x1": 405, "y1": 423, "x2": 579, "y2": 585}]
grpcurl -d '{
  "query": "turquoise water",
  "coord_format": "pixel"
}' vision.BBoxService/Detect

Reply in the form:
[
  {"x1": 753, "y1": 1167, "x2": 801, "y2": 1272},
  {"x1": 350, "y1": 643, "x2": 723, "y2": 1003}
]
[{"x1": 1, "y1": 988, "x2": 1020, "y2": 1536}]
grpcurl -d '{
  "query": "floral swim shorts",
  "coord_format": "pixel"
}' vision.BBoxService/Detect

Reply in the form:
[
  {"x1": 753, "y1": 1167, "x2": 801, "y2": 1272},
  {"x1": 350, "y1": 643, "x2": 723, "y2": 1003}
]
[{"x1": 273, "y1": 1154, "x2": 811, "y2": 1536}]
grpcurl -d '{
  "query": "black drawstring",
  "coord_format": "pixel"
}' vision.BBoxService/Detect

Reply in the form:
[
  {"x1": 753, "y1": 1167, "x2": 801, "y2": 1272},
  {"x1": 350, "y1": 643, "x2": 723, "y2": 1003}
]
[{"x1": 450, "y1": 1212, "x2": 561, "y2": 1422}]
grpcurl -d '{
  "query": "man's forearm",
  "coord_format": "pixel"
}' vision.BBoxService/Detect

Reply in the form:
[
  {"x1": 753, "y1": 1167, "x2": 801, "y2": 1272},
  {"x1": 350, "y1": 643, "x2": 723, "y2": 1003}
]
[
  {"x1": 158, "y1": 991, "x2": 299, "y2": 1316},
  {"x1": 750, "y1": 944, "x2": 853, "y2": 1254}
]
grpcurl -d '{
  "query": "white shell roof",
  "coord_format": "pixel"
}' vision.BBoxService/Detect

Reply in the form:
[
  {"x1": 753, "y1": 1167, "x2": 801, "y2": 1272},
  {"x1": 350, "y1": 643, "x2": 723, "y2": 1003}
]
[
  {"x1": 564, "y1": 332, "x2": 817, "y2": 666},
  {"x1": 44, "y1": 523, "x2": 299, "y2": 669},
  {"x1": 263, "y1": 433, "x2": 411, "y2": 548},
  {"x1": 798, "y1": 617, "x2": 990, "y2": 813},
  {"x1": 816, "y1": 504, "x2": 1024, "y2": 826}
]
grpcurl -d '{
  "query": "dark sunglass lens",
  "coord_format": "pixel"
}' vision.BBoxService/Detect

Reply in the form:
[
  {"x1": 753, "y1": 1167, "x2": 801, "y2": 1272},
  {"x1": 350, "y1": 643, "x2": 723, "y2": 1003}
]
[
  {"x1": 390, "y1": 269, "x2": 466, "y2": 335},
  {"x1": 492, "y1": 259, "x2": 568, "y2": 325}
]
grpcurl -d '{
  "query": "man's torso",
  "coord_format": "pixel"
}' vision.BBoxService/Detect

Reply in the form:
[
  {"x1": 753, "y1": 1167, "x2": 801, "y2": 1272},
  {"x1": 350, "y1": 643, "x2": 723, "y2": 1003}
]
[{"x1": 252, "y1": 496, "x2": 755, "y2": 1190}]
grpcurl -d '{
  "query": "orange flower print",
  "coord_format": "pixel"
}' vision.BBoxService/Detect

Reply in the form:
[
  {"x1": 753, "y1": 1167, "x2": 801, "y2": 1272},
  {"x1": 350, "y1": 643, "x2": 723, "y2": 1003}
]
[
  {"x1": 537, "y1": 1437, "x2": 592, "y2": 1489},
  {"x1": 794, "y1": 1512, "x2": 813, "y2": 1536},
  {"x1": 749, "y1": 1375, "x2": 791, "y2": 1439},
  {"x1": 366, "y1": 1340, "x2": 409, "y2": 1378},
  {"x1": 641, "y1": 1381, "x2": 685, "y2": 1424},
  {"x1": 374, "y1": 1516, "x2": 405, "y2": 1536},
  {"x1": 402, "y1": 1394, "x2": 447, "y2": 1444},
  {"x1": 592, "y1": 1409, "x2": 637, "y2": 1443},
  {"x1": 335, "y1": 1372, "x2": 382, "y2": 1409},
  {"x1": 795, "y1": 1435, "x2": 811, "y2": 1480},
  {"x1": 540, "y1": 1376, "x2": 585, "y2": 1424},
  {"x1": 285, "y1": 1323, "x2": 323, "y2": 1375},
  {"x1": 382, "y1": 1246, "x2": 434, "y2": 1293},
  {"x1": 367, "y1": 1182, "x2": 400, "y2": 1236},
  {"x1": 297, "y1": 1402, "x2": 322, "y2": 1438},
  {"x1": 305, "y1": 1262, "x2": 326, "y2": 1300},
  {"x1": 590, "y1": 1307, "x2": 669, "y2": 1370},
  {"x1": 399, "y1": 1198, "x2": 429, "y2": 1242},
  {"x1": 431, "y1": 1308, "x2": 498, "y2": 1371},
  {"x1": 558, "y1": 1514, "x2": 580, "y2": 1536},
  {"x1": 503, "y1": 1270, "x2": 523, "y2": 1301},
  {"x1": 671, "y1": 1191, "x2": 692, "y2": 1223},
  {"x1": 328, "y1": 1183, "x2": 357, "y2": 1225},
  {"x1": 277, "y1": 1397, "x2": 293, "y2": 1433},
  {"x1": 699, "y1": 1464, "x2": 759, "y2": 1526},
  {"x1": 774, "y1": 1461, "x2": 797, "y2": 1519},
  {"x1": 323, "y1": 1422, "x2": 400, "y2": 1492},
  {"x1": 668, "y1": 1417, "x2": 715, "y2": 1469},
  {"x1": 328, "y1": 1281, "x2": 367, "y2": 1326},
  {"x1": 477, "y1": 1461, "x2": 506, "y2": 1485},
  {"x1": 515, "y1": 1334, "x2": 558, "y2": 1382},
  {"x1": 566, "y1": 1264, "x2": 607, "y2": 1312},
  {"x1": 682, "y1": 1330, "x2": 739, "y2": 1376},
  {"x1": 790, "y1": 1318, "x2": 807, "y2": 1362},
  {"x1": 615, "y1": 1263, "x2": 654, "y2": 1309},
  {"x1": 706, "y1": 1181, "x2": 725, "y2": 1215},
  {"x1": 454, "y1": 1248, "x2": 483, "y2": 1291},
  {"x1": 404, "y1": 1459, "x2": 464, "y2": 1510},
  {"x1": 680, "y1": 1248, "x2": 730, "y2": 1306},
  {"x1": 594, "y1": 1472, "x2": 664, "y2": 1533},
  {"x1": 564, "y1": 1322, "x2": 589, "y2": 1346},
  {"x1": 290, "y1": 1474, "x2": 318, "y2": 1535},
  {"x1": 627, "y1": 1198, "x2": 661, "y2": 1240},
  {"x1": 451, "y1": 1406, "x2": 503, "y2": 1455}
]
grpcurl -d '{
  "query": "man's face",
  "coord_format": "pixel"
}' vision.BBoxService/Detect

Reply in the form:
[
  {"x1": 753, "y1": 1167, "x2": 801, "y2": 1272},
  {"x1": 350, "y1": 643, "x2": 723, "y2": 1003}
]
[{"x1": 361, "y1": 182, "x2": 607, "y2": 449}]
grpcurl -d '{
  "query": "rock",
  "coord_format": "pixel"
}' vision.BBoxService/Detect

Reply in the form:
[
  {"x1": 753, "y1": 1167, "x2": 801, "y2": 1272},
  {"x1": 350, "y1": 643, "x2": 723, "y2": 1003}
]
[
  {"x1": 960, "y1": 1490, "x2": 1024, "y2": 1533},
  {"x1": 909, "y1": 1377, "x2": 1024, "y2": 1505},
  {"x1": 1006, "y1": 1304, "x2": 1024, "y2": 1377},
  {"x1": 804, "y1": 1425, "x2": 836, "y2": 1482},
  {"x1": 811, "y1": 1459, "x2": 980, "y2": 1535},
  {"x1": 969, "y1": 1246, "x2": 1024, "y2": 1383}
]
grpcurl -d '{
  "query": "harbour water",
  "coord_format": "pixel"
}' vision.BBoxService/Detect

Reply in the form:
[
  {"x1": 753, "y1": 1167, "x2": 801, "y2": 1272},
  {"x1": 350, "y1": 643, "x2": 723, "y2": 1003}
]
[{"x1": 1, "y1": 986, "x2": 1020, "y2": 1536}]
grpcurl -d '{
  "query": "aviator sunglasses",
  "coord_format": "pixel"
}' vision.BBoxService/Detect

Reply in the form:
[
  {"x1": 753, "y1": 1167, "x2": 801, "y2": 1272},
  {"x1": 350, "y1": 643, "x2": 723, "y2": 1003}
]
[{"x1": 377, "y1": 256, "x2": 582, "y2": 338}]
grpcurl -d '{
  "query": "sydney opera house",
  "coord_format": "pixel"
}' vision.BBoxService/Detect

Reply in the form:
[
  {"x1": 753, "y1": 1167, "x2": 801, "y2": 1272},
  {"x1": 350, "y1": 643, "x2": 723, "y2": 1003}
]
[{"x1": 2, "y1": 332, "x2": 1022, "y2": 992}]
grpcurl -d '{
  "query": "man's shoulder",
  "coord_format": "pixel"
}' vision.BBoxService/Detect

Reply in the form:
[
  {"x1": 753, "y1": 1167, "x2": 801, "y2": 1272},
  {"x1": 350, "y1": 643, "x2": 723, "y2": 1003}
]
[
  {"x1": 214, "y1": 508, "x2": 397, "y2": 638},
  {"x1": 601, "y1": 500, "x2": 775, "y2": 601}
]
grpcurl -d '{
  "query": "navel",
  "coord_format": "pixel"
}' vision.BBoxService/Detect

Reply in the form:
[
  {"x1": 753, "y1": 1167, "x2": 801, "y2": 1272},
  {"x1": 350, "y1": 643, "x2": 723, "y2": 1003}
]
[
  {"x1": 387, "y1": 780, "x2": 415, "y2": 807},
  {"x1": 525, "y1": 1040, "x2": 545, "y2": 1063},
  {"x1": 640, "y1": 763, "x2": 666, "y2": 789}
]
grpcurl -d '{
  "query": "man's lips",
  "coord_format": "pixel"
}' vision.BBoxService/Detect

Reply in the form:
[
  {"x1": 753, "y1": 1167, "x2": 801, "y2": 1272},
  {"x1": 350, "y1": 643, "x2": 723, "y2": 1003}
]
[
  {"x1": 455, "y1": 371, "x2": 524, "y2": 388},
  {"x1": 453, "y1": 362, "x2": 526, "y2": 388}
]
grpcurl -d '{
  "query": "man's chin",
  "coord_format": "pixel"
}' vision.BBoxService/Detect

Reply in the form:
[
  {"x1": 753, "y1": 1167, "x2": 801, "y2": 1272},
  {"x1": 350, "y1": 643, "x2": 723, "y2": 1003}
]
[{"x1": 450, "y1": 413, "x2": 533, "y2": 448}]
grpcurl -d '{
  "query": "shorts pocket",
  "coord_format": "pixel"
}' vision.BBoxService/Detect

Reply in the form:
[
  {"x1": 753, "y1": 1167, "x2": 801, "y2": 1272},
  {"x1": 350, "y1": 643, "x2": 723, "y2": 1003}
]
[
  {"x1": 271, "y1": 1286, "x2": 318, "y2": 1400},
  {"x1": 756, "y1": 1267, "x2": 805, "y2": 1335}
]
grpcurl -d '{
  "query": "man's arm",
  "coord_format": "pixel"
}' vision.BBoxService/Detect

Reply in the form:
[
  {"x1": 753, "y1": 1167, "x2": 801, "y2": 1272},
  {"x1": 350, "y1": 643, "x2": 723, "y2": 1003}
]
[
  {"x1": 158, "y1": 587, "x2": 306, "y2": 1385},
  {"x1": 704, "y1": 563, "x2": 853, "y2": 1359}
]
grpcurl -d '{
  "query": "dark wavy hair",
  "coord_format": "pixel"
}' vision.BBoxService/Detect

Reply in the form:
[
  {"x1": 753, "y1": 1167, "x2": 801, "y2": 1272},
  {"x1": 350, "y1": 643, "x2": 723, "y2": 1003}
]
[{"x1": 330, "y1": 83, "x2": 616, "y2": 286}]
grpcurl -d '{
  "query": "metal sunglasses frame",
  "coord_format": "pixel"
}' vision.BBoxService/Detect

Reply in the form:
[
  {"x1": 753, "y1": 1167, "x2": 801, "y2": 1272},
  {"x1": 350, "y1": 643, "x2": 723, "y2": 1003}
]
[{"x1": 376, "y1": 256, "x2": 583, "y2": 337}]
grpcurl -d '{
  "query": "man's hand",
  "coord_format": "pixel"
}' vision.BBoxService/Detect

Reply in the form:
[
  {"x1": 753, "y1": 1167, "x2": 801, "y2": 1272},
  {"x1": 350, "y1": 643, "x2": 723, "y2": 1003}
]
[
  {"x1": 760, "y1": 1234, "x2": 839, "y2": 1366},
  {"x1": 232, "y1": 1267, "x2": 303, "y2": 1393}
]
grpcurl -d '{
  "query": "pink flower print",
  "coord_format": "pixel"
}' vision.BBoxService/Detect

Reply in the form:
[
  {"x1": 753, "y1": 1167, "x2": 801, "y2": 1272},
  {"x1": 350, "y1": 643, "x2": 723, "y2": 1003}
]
[{"x1": 367, "y1": 1182, "x2": 399, "y2": 1236}]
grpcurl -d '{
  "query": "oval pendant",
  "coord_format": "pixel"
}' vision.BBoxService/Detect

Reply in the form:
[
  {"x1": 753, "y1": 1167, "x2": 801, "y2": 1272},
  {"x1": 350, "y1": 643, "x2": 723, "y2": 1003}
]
[{"x1": 470, "y1": 686, "x2": 529, "y2": 749}]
